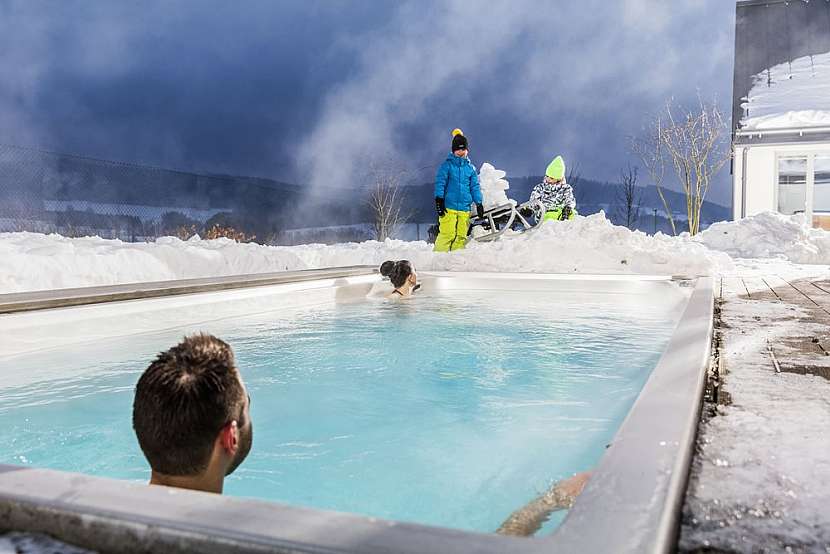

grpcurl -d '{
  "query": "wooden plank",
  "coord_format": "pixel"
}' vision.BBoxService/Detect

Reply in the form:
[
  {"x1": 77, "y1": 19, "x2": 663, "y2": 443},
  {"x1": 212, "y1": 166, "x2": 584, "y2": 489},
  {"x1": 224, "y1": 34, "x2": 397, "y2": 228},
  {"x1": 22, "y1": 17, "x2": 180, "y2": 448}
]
[
  {"x1": 721, "y1": 276, "x2": 747, "y2": 299},
  {"x1": 811, "y1": 280, "x2": 830, "y2": 295},
  {"x1": 742, "y1": 276, "x2": 777, "y2": 301},
  {"x1": 787, "y1": 279, "x2": 830, "y2": 315},
  {"x1": 764, "y1": 275, "x2": 806, "y2": 305}
]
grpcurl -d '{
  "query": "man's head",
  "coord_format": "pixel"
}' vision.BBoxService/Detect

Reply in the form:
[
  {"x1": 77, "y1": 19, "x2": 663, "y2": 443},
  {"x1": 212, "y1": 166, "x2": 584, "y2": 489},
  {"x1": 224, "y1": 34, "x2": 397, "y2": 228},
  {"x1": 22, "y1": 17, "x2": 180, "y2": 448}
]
[{"x1": 133, "y1": 334, "x2": 252, "y2": 492}]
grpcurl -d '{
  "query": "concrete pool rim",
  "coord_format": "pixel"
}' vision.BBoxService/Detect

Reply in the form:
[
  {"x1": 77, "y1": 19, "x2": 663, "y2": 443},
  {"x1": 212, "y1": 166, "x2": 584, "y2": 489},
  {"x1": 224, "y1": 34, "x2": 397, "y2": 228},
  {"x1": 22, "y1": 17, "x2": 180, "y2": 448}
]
[{"x1": 0, "y1": 268, "x2": 714, "y2": 553}]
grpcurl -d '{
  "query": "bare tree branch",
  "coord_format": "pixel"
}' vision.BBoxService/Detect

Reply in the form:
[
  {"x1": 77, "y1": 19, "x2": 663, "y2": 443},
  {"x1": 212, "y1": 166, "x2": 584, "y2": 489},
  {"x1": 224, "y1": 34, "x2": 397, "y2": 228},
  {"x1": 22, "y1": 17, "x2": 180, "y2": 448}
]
[
  {"x1": 365, "y1": 159, "x2": 414, "y2": 241},
  {"x1": 614, "y1": 164, "x2": 642, "y2": 230},
  {"x1": 630, "y1": 115, "x2": 676, "y2": 235},
  {"x1": 630, "y1": 96, "x2": 731, "y2": 236}
]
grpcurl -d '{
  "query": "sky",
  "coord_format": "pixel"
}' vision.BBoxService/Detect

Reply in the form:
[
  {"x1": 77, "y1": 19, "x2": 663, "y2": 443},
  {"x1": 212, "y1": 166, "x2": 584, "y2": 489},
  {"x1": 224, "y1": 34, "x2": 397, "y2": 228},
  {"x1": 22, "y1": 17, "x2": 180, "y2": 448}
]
[{"x1": 0, "y1": 0, "x2": 737, "y2": 204}]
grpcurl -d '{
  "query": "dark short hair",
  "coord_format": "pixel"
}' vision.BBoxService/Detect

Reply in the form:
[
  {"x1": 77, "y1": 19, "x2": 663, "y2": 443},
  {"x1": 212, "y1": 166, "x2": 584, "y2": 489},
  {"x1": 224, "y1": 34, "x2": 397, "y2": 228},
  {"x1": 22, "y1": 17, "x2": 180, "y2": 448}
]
[{"x1": 133, "y1": 334, "x2": 246, "y2": 476}]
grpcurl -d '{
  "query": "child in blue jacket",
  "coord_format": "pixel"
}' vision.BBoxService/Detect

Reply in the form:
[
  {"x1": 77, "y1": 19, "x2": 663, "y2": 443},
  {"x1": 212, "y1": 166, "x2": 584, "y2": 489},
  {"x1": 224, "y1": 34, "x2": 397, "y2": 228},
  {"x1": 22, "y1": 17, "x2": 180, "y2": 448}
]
[{"x1": 433, "y1": 129, "x2": 484, "y2": 252}]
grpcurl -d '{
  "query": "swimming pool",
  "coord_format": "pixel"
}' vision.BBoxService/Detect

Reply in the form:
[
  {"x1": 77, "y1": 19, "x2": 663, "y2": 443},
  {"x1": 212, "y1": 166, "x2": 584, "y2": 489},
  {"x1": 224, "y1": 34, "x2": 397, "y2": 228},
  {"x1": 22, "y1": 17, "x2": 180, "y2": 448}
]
[{"x1": 0, "y1": 270, "x2": 713, "y2": 553}]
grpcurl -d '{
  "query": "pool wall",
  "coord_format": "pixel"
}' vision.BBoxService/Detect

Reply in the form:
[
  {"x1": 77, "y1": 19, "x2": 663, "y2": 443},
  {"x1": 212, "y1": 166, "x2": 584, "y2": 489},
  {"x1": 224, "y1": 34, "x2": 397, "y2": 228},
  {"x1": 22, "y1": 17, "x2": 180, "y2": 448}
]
[{"x1": 0, "y1": 268, "x2": 713, "y2": 553}]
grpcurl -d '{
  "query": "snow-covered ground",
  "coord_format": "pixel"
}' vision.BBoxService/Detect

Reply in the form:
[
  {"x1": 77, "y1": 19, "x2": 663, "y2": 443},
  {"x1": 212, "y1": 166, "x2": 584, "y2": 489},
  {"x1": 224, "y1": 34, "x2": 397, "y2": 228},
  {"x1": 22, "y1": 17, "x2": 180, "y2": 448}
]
[
  {"x1": 679, "y1": 281, "x2": 830, "y2": 552},
  {"x1": 1, "y1": 211, "x2": 829, "y2": 294},
  {"x1": 741, "y1": 49, "x2": 830, "y2": 130}
]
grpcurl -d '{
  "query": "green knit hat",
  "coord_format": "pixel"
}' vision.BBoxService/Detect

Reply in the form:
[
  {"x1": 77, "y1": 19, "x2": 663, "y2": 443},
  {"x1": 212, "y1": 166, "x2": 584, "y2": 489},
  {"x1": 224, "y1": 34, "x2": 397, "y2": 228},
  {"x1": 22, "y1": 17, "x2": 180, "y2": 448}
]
[{"x1": 545, "y1": 156, "x2": 565, "y2": 180}]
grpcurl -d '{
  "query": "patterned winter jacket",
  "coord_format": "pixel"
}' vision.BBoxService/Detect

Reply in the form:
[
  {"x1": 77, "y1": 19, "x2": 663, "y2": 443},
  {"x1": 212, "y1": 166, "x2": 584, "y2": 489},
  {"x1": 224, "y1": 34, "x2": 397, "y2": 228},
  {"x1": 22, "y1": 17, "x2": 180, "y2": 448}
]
[{"x1": 529, "y1": 179, "x2": 576, "y2": 213}]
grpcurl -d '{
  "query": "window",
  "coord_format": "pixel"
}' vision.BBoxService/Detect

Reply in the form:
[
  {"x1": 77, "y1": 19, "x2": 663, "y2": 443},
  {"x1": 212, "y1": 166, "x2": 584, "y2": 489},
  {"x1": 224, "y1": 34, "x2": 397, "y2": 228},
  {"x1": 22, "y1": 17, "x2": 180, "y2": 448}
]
[
  {"x1": 777, "y1": 157, "x2": 807, "y2": 215},
  {"x1": 814, "y1": 155, "x2": 830, "y2": 214}
]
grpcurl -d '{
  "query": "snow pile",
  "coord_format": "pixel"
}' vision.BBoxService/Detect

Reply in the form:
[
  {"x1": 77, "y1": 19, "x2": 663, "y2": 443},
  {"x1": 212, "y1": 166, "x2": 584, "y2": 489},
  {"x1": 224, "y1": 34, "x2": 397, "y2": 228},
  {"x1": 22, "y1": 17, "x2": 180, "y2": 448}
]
[
  {"x1": 4, "y1": 211, "x2": 830, "y2": 295},
  {"x1": 695, "y1": 211, "x2": 830, "y2": 264},
  {"x1": 477, "y1": 162, "x2": 513, "y2": 209},
  {"x1": 435, "y1": 212, "x2": 733, "y2": 276},
  {"x1": 741, "y1": 49, "x2": 830, "y2": 130},
  {"x1": 0, "y1": 232, "x2": 433, "y2": 294},
  {"x1": 0, "y1": 212, "x2": 737, "y2": 294}
]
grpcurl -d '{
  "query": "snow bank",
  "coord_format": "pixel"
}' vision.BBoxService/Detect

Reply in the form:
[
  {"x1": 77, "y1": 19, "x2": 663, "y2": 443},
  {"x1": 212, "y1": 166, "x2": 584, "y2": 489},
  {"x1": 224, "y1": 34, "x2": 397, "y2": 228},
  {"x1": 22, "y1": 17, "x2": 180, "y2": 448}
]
[
  {"x1": 3, "y1": 211, "x2": 830, "y2": 295},
  {"x1": 741, "y1": 50, "x2": 830, "y2": 130},
  {"x1": 694, "y1": 211, "x2": 830, "y2": 264},
  {"x1": 434, "y1": 212, "x2": 732, "y2": 276},
  {"x1": 0, "y1": 212, "x2": 722, "y2": 294},
  {"x1": 0, "y1": 232, "x2": 432, "y2": 294}
]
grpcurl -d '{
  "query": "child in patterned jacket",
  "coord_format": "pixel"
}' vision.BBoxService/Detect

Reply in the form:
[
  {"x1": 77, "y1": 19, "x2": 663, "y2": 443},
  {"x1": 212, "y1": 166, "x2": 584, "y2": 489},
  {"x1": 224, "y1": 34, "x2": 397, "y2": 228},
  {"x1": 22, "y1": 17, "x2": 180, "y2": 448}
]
[{"x1": 529, "y1": 155, "x2": 577, "y2": 221}]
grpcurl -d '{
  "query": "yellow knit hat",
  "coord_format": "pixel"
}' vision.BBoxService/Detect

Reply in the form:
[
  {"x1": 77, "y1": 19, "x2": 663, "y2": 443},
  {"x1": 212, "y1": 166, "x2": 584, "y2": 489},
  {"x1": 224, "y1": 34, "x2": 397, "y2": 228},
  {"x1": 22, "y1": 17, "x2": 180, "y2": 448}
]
[{"x1": 545, "y1": 156, "x2": 566, "y2": 180}]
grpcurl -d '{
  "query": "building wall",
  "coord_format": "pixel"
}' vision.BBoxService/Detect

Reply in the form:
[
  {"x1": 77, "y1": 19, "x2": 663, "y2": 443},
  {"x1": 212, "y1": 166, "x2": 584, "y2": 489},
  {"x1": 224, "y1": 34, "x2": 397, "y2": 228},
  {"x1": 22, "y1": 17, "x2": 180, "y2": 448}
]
[{"x1": 733, "y1": 142, "x2": 830, "y2": 219}]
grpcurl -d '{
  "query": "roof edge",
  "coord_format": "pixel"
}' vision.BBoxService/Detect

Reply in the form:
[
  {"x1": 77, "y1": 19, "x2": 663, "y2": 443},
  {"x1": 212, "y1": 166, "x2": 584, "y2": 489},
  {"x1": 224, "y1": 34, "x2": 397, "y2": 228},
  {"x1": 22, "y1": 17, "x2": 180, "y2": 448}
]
[
  {"x1": 734, "y1": 131, "x2": 830, "y2": 146},
  {"x1": 737, "y1": 0, "x2": 804, "y2": 7},
  {"x1": 736, "y1": 125, "x2": 830, "y2": 137}
]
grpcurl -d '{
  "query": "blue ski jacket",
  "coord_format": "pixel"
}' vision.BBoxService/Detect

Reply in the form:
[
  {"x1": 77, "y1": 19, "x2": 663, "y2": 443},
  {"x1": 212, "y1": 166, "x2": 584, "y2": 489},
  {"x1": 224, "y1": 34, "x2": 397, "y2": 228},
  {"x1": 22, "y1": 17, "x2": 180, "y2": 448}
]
[{"x1": 434, "y1": 153, "x2": 483, "y2": 211}]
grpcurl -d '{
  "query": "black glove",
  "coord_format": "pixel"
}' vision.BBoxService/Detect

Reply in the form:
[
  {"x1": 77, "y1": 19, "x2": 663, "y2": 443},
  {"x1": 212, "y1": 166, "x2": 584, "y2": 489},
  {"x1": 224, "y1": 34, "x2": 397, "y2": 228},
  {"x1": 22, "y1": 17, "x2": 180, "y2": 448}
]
[
  {"x1": 435, "y1": 197, "x2": 446, "y2": 217},
  {"x1": 559, "y1": 206, "x2": 572, "y2": 221},
  {"x1": 518, "y1": 206, "x2": 534, "y2": 217},
  {"x1": 476, "y1": 203, "x2": 485, "y2": 218}
]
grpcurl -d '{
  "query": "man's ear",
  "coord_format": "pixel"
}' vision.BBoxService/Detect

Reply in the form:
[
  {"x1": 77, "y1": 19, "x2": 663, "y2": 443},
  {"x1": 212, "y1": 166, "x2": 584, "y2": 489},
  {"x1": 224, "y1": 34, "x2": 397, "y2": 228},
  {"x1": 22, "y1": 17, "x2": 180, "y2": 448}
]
[{"x1": 220, "y1": 420, "x2": 239, "y2": 454}]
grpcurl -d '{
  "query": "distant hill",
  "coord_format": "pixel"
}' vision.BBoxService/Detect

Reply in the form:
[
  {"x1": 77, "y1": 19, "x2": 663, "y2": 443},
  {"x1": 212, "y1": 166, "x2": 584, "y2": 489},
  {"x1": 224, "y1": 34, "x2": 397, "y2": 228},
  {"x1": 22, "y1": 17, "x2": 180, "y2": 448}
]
[{"x1": 0, "y1": 145, "x2": 370, "y2": 235}]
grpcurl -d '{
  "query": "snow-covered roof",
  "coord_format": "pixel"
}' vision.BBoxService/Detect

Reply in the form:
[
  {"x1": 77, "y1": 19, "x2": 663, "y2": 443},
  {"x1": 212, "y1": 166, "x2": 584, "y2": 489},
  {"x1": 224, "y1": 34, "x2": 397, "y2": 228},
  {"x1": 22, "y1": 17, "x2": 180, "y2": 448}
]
[
  {"x1": 732, "y1": 0, "x2": 830, "y2": 144},
  {"x1": 740, "y1": 50, "x2": 830, "y2": 131}
]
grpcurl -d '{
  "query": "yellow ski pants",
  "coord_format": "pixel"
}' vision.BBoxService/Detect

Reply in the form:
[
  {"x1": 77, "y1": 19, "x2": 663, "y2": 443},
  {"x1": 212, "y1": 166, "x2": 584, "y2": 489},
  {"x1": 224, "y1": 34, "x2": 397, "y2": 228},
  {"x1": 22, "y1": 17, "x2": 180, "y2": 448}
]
[{"x1": 433, "y1": 209, "x2": 470, "y2": 252}]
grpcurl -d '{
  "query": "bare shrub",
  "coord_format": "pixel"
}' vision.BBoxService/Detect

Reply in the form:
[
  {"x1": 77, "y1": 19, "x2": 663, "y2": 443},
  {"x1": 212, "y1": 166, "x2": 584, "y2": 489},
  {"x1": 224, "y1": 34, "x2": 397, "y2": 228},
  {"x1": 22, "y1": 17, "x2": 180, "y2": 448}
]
[
  {"x1": 631, "y1": 96, "x2": 731, "y2": 236},
  {"x1": 204, "y1": 224, "x2": 256, "y2": 242},
  {"x1": 365, "y1": 160, "x2": 413, "y2": 241},
  {"x1": 615, "y1": 164, "x2": 642, "y2": 230}
]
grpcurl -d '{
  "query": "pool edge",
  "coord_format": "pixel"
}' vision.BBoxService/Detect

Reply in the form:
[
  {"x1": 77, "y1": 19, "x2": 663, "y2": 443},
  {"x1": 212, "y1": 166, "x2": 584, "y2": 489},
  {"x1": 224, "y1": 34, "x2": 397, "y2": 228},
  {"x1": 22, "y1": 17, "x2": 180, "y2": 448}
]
[
  {"x1": 0, "y1": 265, "x2": 378, "y2": 314},
  {"x1": 547, "y1": 275, "x2": 714, "y2": 553}
]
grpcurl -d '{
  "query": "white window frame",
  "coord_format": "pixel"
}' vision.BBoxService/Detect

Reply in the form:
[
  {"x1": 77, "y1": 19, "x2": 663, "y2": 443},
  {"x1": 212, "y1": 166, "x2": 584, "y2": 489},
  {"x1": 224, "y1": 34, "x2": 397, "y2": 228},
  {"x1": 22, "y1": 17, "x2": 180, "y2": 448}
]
[
  {"x1": 774, "y1": 151, "x2": 830, "y2": 222},
  {"x1": 813, "y1": 154, "x2": 830, "y2": 215}
]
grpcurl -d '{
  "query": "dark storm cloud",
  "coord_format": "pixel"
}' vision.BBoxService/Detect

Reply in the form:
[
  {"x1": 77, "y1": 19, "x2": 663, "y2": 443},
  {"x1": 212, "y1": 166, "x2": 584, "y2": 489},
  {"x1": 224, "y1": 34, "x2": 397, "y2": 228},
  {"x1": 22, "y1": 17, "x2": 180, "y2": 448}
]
[
  {"x1": 0, "y1": 1, "x2": 395, "y2": 175},
  {"x1": 0, "y1": 0, "x2": 736, "y2": 203}
]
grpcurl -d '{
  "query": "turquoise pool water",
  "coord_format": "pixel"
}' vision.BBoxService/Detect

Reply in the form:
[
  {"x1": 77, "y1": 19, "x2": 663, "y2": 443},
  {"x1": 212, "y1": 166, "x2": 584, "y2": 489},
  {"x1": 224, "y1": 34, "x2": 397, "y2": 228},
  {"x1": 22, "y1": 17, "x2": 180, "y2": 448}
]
[{"x1": 0, "y1": 289, "x2": 680, "y2": 534}]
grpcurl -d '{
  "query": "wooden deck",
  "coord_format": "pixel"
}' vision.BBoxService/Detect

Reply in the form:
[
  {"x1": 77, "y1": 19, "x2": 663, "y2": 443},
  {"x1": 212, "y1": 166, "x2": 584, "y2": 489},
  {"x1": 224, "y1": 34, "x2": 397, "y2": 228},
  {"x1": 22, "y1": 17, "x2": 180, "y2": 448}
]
[{"x1": 719, "y1": 275, "x2": 830, "y2": 380}]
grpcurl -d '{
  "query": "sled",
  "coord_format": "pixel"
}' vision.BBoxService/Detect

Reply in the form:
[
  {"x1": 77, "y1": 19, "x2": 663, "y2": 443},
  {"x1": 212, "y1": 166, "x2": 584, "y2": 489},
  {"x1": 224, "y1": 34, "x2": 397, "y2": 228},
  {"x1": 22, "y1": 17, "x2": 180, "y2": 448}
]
[{"x1": 468, "y1": 199, "x2": 546, "y2": 242}]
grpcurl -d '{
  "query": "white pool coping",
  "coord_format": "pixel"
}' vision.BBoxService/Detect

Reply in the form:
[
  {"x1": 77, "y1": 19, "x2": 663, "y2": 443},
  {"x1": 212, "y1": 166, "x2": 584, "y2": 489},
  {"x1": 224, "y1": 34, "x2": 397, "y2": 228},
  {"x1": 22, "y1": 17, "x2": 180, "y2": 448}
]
[{"x1": 0, "y1": 269, "x2": 714, "y2": 553}]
